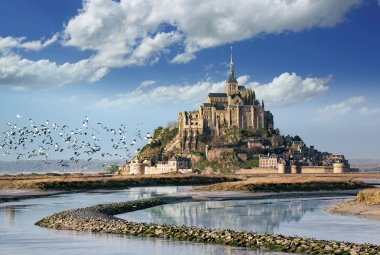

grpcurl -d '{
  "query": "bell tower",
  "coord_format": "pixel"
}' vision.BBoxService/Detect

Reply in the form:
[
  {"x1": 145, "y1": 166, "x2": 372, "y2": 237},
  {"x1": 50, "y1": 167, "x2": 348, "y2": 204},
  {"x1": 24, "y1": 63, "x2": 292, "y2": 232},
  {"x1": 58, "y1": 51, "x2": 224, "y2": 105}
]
[{"x1": 225, "y1": 46, "x2": 238, "y2": 96}]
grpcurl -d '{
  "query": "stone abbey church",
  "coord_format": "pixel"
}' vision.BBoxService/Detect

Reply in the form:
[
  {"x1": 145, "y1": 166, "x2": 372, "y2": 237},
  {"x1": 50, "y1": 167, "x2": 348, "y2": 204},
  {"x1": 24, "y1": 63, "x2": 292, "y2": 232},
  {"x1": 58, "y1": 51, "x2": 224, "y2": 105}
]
[{"x1": 178, "y1": 52, "x2": 274, "y2": 152}]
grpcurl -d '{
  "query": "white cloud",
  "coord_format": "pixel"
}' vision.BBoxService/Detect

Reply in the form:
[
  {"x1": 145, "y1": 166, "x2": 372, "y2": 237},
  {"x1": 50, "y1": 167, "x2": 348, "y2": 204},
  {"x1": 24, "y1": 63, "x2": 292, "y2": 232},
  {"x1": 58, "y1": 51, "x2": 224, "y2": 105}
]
[
  {"x1": 137, "y1": 80, "x2": 156, "y2": 90},
  {"x1": 318, "y1": 96, "x2": 365, "y2": 117},
  {"x1": 253, "y1": 72, "x2": 330, "y2": 106},
  {"x1": 0, "y1": 0, "x2": 361, "y2": 88},
  {"x1": 96, "y1": 80, "x2": 225, "y2": 109},
  {"x1": 0, "y1": 54, "x2": 108, "y2": 90},
  {"x1": 0, "y1": 34, "x2": 58, "y2": 53},
  {"x1": 359, "y1": 106, "x2": 380, "y2": 115},
  {"x1": 96, "y1": 72, "x2": 329, "y2": 109},
  {"x1": 237, "y1": 75, "x2": 250, "y2": 85},
  {"x1": 64, "y1": 0, "x2": 361, "y2": 64}
]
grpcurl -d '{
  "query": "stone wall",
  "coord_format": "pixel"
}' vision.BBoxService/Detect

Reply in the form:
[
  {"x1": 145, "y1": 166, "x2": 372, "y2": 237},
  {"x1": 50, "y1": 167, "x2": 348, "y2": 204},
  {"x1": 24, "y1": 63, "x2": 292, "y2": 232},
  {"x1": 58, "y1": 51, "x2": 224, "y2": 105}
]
[
  {"x1": 145, "y1": 165, "x2": 176, "y2": 175},
  {"x1": 300, "y1": 166, "x2": 334, "y2": 174}
]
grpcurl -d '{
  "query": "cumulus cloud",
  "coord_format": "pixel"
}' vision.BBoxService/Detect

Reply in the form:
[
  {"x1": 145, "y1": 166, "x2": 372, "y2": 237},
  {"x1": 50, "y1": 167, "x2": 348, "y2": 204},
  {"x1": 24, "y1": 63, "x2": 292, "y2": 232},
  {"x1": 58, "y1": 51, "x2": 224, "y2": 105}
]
[
  {"x1": 95, "y1": 72, "x2": 329, "y2": 109},
  {"x1": 64, "y1": 0, "x2": 361, "y2": 64},
  {"x1": 0, "y1": 54, "x2": 108, "y2": 90},
  {"x1": 0, "y1": 0, "x2": 361, "y2": 88},
  {"x1": 318, "y1": 96, "x2": 365, "y2": 117},
  {"x1": 96, "y1": 80, "x2": 225, "y2": 109},
  {"x1": 253, "y1": 73, "x2": 330, "y2": 106}
]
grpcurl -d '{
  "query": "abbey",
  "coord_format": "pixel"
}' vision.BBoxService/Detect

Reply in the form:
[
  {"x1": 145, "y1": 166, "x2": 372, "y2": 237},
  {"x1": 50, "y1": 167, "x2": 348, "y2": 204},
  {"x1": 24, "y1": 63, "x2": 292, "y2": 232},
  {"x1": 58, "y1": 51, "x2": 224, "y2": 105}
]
[{"x1": 178, "y1": 51, "x2": 274, "y2": 152}]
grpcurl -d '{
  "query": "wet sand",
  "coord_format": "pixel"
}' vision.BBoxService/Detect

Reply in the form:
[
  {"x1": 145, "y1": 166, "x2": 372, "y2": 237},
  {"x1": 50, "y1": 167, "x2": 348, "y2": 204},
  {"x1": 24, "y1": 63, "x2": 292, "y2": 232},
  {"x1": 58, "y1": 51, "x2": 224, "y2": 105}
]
[{"x1": 326, "y1": 201, "x2": 380, "y2": 219}]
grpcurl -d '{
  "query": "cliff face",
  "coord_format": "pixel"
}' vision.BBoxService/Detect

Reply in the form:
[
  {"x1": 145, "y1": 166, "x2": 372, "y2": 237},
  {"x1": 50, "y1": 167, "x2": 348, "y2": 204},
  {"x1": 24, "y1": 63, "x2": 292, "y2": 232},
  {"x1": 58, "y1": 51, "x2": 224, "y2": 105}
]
[{"x1": 138, "y1": 126, "x2": 180, "y2": 163}]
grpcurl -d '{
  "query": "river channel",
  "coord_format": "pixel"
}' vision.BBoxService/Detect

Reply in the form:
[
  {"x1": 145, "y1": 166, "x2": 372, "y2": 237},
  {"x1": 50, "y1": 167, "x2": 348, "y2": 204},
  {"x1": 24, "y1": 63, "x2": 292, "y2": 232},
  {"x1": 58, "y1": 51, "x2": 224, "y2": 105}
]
[
  {"x1": 1, "y1": 186, "x2": 291, "y2": 255},
  {"x1": 1, "y1": 186, "x2": 379, "y2": 254}
]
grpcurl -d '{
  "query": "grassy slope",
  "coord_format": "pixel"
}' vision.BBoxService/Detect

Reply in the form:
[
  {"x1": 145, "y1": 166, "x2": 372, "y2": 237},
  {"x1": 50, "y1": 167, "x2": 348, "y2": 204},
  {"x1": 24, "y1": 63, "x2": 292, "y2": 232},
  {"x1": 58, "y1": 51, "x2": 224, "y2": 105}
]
[{"x1": 355, "y1": 188, "x2": 380, "y2": 205}]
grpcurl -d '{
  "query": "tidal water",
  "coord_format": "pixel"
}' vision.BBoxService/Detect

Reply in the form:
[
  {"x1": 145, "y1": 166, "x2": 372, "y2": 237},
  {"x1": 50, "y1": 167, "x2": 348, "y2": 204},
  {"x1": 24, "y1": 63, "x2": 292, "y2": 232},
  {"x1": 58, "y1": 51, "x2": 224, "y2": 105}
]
[
  {"x1": 118, "y1": 196, "x2": 380, "y2": 245},
  {"x1": 0, "y1": 187, "x2": 290, "y2": 255}
]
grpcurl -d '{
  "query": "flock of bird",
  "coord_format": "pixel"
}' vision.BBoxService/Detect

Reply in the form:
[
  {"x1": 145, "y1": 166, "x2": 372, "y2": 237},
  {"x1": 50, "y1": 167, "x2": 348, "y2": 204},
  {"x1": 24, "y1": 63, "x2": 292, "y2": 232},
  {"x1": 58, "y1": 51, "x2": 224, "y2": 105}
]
[{"x1": 0, "y1": 115, "x2": 152, "y2": 169}]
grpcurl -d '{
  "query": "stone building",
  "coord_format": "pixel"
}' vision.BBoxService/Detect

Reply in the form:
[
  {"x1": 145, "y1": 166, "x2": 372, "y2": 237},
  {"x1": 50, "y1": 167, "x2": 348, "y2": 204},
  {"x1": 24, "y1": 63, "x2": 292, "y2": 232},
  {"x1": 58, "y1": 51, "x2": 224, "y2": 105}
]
[
  {"x1": 178, "y1": 51, "x2": 274, "y2": 152},
  {"x1": 129, "y1": 155, "x2": 191, "y2": 175},
  {"x1": 259, "y1": 154, "x2": 278, "y2": 169}
]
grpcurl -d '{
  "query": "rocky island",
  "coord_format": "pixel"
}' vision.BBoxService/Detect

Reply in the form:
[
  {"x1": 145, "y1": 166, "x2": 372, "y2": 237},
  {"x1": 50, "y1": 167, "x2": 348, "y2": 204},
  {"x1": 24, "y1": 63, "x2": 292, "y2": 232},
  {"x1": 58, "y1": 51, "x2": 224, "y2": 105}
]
[{"x1": 124, "y1": 53, "x2": 357, "y2": 176}]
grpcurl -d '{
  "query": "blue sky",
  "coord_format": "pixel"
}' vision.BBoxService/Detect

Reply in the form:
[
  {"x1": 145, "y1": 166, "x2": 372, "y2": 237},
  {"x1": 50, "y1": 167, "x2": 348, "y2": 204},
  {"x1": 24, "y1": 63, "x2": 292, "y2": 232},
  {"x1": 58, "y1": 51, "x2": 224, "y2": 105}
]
[{"x1": 0, "y1": 0, "x2": 379, "y2": 160}]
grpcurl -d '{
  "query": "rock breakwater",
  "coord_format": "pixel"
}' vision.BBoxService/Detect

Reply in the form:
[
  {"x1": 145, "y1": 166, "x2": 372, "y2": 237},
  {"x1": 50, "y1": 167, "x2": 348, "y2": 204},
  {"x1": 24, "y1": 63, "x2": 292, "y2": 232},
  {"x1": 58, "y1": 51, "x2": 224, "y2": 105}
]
[{"x1": 36, "y1": 197, "x2": 380, "y2": 254}]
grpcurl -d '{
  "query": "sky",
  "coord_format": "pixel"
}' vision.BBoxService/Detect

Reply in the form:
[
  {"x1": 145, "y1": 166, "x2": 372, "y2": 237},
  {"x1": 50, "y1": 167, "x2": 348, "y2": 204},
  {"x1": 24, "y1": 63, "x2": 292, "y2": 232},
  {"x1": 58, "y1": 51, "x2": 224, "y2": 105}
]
[{"x1": 0, "y1": 0, "x2": 379, "y2": 160}]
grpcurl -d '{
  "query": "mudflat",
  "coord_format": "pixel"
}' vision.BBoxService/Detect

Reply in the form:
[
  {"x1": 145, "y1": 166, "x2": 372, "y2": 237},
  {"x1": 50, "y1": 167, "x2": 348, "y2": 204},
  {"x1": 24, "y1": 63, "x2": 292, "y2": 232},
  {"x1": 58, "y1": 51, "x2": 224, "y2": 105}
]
[
  {"x1": 191, "y1": 175, "x2": 375, "y2": 192},
  {"x1": 1, "y1": 173, "x2": 379, "y2": 191},
  {"x1": 0, "y1": 189, "x2": 66, "y2": 202},
  {"x1": 0, "y1": 173, "x2": 239, "y2": 190},
  {"x1": 327, "y1": 188, "x2": 380, "y2": 219}
]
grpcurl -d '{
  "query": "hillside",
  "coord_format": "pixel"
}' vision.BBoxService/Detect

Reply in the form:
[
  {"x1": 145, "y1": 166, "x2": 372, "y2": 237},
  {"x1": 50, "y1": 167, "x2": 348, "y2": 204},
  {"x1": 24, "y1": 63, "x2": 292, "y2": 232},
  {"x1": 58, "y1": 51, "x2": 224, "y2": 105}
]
[{"x1": 134, "y1": 123, "x2": 332, "y2": 174}]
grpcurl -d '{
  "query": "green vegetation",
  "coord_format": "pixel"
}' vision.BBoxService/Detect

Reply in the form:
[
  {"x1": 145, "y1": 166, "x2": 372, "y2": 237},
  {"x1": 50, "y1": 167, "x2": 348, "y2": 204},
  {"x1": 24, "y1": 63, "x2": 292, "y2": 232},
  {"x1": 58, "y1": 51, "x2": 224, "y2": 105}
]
[
  {"x1": 197, "y1": 151, "x2": 238, "y2": 173},
  {"x1": 241, "y1": 128, "x2": 270, "y2": 138},
  {"x1": 197, "y1": 161, "x2": 220, "y2": 172},
  {"x1": 197, "y1": 155, "x2": 259, "y2": 172},
  {"x1": 237, "y1": 157, "x2": 259, "y2": 169},
  {"x1": 198, "y1": 132, "x2": 211, "y2": 143},
  {"x1": 101, "y1": 164, "x2": 120, "y2": 174},
  {"x1": 138, "y1": 127, "x2": 178, "y2": 162},
  {"x1": 196, "y1": 152, "x2": 259, "y2": 173},
  {"x1": 153, "y1": 126, "x2": 178, "y2": 142}
]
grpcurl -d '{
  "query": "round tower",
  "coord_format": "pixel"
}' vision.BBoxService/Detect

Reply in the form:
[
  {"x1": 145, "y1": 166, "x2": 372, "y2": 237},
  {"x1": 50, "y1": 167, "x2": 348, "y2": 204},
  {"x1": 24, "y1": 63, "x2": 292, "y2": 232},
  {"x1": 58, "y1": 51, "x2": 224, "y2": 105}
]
[
  {"x1": 333, "y1": 163, "x2": 345, "y2": 174},
  {"x1": 278, "y1": 163, "x2": 286, "y2": 174}
]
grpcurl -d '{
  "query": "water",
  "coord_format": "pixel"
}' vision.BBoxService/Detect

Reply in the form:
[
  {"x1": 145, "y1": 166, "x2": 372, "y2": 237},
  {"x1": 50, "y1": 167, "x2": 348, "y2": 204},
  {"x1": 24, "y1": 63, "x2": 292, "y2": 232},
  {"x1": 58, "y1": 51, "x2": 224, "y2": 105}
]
[
  {"x1": 118, "y1": 197, "x2": 380, "y2": 245},
  {"x1": 0, "y1": 187, "x2": 288, "y2": 255}
]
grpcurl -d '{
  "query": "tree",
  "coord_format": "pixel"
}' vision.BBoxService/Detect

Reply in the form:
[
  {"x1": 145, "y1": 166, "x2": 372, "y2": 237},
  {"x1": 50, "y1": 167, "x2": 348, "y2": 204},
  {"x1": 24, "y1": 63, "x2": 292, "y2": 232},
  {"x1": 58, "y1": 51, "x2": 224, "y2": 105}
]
[{"x1": 102, "y1": 164, "x2": 119, "y2": 174}]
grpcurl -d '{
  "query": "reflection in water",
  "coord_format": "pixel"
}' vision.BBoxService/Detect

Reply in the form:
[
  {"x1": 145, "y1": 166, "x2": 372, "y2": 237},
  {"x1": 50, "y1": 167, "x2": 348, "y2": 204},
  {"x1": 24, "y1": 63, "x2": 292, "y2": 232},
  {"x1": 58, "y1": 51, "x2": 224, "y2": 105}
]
[
  {"x1": 0, "y1": 187, "x2": 291, "y2": 255},
  {"x1": 118, "y1": 197, "x2": 380, "y2": 245},
  {"x1": 5, "y1": 206, "x2": 16, "y2": 224},
  {"x1": 121, "y1": 198, "x2": 318, "y2": 233}
]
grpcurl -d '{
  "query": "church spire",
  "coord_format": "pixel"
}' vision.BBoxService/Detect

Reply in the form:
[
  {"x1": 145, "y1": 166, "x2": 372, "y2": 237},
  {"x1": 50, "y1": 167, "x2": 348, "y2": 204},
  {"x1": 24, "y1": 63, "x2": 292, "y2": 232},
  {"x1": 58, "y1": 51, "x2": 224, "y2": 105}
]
[{"x1": 228, "y1": 46, "x2": 237, "y2": 83}]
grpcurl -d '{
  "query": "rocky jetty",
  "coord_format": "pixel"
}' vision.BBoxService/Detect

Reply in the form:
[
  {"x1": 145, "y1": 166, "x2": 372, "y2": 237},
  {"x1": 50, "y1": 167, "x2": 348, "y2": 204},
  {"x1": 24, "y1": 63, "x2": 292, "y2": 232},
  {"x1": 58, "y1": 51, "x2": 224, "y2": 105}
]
[{"x1": 36, "y1": 197, "x2": 380, "y2": 254}]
